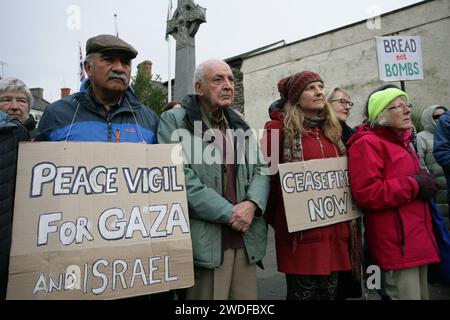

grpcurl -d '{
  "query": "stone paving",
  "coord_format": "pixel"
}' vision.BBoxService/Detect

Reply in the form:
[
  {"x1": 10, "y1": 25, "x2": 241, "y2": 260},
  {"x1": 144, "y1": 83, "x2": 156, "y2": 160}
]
[{"x1": 257, "y1": 227, "x2": 450, "y2": 300}]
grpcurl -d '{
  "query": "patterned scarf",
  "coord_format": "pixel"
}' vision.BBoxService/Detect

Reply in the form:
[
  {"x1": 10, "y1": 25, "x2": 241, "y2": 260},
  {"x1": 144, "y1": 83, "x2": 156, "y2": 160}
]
[
  {"x1": 283, "y1": 113, "x2": 346, "y2": 162},
  {"x1": 282, "y1": 115, "x2": 361, "y2": 280}
]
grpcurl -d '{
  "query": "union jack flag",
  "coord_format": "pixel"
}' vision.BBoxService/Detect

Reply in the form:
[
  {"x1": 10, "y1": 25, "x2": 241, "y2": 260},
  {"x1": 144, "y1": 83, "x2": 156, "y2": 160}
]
[{"x1": 79, "y1": 43, "x2": 87, "y2": 83}]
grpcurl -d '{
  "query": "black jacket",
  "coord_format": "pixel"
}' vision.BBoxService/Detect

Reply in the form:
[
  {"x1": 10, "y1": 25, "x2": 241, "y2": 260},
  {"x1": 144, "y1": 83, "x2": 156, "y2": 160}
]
[
  {"x1": 0, "y1": 115, "x2": 28, "y2": 300},
  {"x1": 341, "y1": 121, "x2": 355, "y2": 146}
]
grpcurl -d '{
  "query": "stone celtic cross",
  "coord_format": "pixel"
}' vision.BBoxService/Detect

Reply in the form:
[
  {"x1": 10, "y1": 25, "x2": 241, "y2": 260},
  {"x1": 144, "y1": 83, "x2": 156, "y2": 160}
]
[{"x1": 166, "y1": 0, "x2": 206, "y2": 100}]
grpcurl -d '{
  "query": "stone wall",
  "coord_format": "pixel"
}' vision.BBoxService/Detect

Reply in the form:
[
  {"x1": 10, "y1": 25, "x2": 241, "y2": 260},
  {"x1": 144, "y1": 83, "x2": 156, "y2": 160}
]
[{"x1": 231, "y1": 67, "x2": 244, "y2": 114}]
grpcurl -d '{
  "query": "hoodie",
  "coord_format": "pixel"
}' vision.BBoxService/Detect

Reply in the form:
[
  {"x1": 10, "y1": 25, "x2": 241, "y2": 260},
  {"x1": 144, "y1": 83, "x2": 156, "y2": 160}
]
[{"x1": 417, "y1": 105, "x2": 448, "y2": 217}]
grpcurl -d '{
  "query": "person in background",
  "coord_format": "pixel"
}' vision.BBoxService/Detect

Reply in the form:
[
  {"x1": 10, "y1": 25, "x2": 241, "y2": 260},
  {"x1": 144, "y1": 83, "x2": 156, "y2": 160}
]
[
  {"x1": 434, "y1": 109, "x2": 450, "y2": 217},
  {"x1": 348, "y1": 88, "x2": 440, "y2": 300},
  {"x1": 0, "y1": 111, "x2": 28, "y2": 300},
  {"x1": 262, "y1": 71, "x2": 357, "y2": 300},
  {"x1": 163, "y1": 100, "x2": 183, "y2": 112},
  {"x1": 158, "y1": 59, "x2": 269, "y2": 300},
  {"x1": 417, "y1": 105, "x2": 449, "y2": 223},
  {"x1": 0, "y1": 78, "x2": 36, "y2": 140},
  {"x1": 326, "y1": 87, "x2": 355, "y2": 145},
  {"x1": 326, "y1": 87, "x2": 361, "y2": 300}
]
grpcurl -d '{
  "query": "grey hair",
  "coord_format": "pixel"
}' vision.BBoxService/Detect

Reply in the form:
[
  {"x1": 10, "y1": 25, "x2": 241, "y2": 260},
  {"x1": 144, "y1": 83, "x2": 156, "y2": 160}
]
[
  {"x1": 0, "y1": 77, "x2": 33, "y2": 112},
  {"x1": 371, "y1": 108, "x2": 390, "y2": 127},
  {"x1": 85, "y1": 53, "x2": 94, "y2": 66},
  {"x1": 84, "y1": 53, "x2": 132, "y2": 73},
  {"x1": 193, "y1": 61, "x2": 208, "y2": 87},
  {"x1": 193, "y1": 59, "x2": 229, "y2": 91}
]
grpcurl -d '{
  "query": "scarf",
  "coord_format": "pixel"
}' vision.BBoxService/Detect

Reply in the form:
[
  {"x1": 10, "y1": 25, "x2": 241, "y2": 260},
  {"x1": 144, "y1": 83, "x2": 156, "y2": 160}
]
[{"x1": 282, "y1": 113, "x2": 346, "y2": 162}]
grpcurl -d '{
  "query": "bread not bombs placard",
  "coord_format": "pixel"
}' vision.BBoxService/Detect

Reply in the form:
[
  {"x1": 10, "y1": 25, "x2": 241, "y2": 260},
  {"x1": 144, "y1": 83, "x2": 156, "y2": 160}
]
[
  {"x1": 376, "y1": 36, "x2": 423, "y2": 81},
  {"x1": 278, "y1": 157, "x2": 362, "y2": 233},
  {"x1": 7, "y1": 142, "x2": 193, "y2": 300}
]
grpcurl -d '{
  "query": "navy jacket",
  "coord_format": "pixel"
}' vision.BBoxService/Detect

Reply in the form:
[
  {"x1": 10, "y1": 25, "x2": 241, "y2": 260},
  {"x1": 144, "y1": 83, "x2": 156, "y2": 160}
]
[
  {"x1": 434, "y1": 111, "x2": 450, "y2": 201},
  {"x1": 36, "y1": 82, "x2": 159, "y2": 143},
  {"x1": 0, "y1": 113, "x2": 28, "y2": 299}
]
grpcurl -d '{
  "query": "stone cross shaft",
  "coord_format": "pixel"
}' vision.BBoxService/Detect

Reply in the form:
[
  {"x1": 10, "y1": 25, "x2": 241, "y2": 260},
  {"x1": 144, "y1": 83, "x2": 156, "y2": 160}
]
[{"x1": 166, "y1": 0, "x2": 206, "y2": 100}]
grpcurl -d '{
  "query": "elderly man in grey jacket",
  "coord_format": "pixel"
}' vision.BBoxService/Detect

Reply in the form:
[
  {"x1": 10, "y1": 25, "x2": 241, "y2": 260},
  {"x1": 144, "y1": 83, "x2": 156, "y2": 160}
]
[{"x1": 158, "y1": 60, "x2": 269, "y2": 300}]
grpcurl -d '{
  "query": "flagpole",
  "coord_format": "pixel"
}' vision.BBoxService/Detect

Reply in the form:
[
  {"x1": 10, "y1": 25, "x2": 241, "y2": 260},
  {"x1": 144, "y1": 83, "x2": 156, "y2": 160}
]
[
  {"x1": 166, "y1": 0, "x2": 173, "y2": 102},
  {"x1": 114, "y1": 14, "x2": 119, "y2": 37},
  {"x1": 0, "y1": 61, "x2": 7, "y2": 78},
  {"x1": 168, "y1": 38, "x2": 172, "y2": 102},
  {"x1": 78, "y1": 41, "x2": 87, "y2": 92}
]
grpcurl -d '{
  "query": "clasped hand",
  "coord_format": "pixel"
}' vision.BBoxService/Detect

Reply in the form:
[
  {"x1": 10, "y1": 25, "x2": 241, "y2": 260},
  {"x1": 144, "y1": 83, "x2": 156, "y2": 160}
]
[{"x1": 229, "y1": 200, "x2": 257, "y2": 233}]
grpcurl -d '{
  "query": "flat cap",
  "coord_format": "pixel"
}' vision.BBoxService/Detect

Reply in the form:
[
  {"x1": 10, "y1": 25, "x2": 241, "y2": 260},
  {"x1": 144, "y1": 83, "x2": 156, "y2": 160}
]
[{"x1": 86, "y1": 34, "x2": 138, "y2": 59}]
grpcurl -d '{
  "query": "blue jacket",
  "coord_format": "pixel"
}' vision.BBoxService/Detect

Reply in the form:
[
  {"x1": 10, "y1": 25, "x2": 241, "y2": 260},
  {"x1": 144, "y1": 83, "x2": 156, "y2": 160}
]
[
  {"x1": 434, "y1": 110, "x2": 450, "y2": 201},
  {"x1": 36, "y1": 82, "x2": 159, "y2": 143}
]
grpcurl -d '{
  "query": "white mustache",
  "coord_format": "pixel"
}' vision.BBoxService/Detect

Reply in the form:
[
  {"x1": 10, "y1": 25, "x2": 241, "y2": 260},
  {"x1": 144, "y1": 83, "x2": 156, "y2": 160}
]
[{"x1": 107, "y1": 72, "x2": 128, "y2": 82}]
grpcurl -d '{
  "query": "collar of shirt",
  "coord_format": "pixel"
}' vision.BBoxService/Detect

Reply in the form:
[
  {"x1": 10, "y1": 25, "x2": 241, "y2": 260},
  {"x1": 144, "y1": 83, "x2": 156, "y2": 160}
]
[
  {"x1": 200, "y1": 103, "x2": 228, "y2": 131},
  {"x1": 87, "y1": 87, "x2": 124, "y2": 119}
]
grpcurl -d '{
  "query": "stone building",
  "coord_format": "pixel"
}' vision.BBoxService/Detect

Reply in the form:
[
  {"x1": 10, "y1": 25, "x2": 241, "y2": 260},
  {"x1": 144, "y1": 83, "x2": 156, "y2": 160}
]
[
  {"x1": 231, "y1": 0, "x2": 449, "y2": 130},
  {"x1": 29, "y1": 88, "x2": 50, "y2": 125},
  {"x1": 225, "y1": 41, "x2": 286, "y2": 115}
]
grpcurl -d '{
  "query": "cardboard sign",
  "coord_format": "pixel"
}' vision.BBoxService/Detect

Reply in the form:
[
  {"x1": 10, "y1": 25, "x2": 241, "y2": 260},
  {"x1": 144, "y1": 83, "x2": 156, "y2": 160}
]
[
  {"x1": 376, "y1": 36, "x2": 423, "y2": 81},
  {"x1": 7, "y1": 142, "x2": 194, "y2": 300},
  {"x1": 278, "y1": 157, "x2": 362, "y2": 233}
]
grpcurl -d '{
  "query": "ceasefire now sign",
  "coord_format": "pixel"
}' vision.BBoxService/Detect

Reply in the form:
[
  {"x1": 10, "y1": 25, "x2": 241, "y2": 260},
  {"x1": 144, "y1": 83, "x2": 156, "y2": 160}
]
[{"x1": 376, "y1": 36, "x2": 424, "y2": 82}]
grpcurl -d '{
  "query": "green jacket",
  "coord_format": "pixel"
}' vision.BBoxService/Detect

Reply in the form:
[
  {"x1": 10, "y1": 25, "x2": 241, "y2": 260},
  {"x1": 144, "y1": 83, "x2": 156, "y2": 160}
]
[{"x1": 157, "y1": 95, "x2": 269, "y2": 269}]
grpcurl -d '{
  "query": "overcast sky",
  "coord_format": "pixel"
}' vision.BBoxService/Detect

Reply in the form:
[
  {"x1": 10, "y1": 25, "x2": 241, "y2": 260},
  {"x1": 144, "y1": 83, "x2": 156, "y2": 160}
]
[{"x1": 0, "y1": 0, "x2": 423, "y2": 102}]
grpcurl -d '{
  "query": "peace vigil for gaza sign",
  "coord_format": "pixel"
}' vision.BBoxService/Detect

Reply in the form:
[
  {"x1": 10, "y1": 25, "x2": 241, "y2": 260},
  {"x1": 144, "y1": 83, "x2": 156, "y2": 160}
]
[
  {"x1": 278, "y1": 157, "x2": 361, "y2": 233},
  {"x1": 7, "y1": 142, "x2": 193, "y2": 300}
]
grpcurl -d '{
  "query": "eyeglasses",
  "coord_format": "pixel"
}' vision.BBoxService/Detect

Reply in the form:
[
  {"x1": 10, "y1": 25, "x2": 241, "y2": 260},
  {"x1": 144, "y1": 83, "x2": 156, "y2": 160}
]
[
  {"x1": 433, "y1": 114, "x2": 443, "y2": 120},
  {"x1": 330, "y1": 99, "x2": 354, "y2": 108},
  {"x1": 387, "y1": 103, "x2": 413, "y2": 111}
]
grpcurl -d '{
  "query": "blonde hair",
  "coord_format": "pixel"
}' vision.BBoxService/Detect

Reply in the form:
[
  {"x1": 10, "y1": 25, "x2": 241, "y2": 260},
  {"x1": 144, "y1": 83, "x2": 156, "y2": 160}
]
[
  {"x1": 283, "y1": 100, "x2": 342, "y2": 146},
  {"x1": 326, "y1": 87, "x2": 350, "y2": 103}
]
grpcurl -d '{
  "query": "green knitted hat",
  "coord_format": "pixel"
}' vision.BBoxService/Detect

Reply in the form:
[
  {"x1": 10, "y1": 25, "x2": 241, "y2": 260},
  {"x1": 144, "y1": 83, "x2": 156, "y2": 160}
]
[{"x1": 368, "y1": 88, "x2": 409, "y2": 122}]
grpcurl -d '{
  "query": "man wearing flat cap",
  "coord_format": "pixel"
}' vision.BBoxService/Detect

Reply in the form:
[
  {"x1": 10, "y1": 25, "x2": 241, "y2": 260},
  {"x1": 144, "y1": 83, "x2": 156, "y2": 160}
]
[{"x1": 37, "y1": 34, "x2": 158, "y2": 144}]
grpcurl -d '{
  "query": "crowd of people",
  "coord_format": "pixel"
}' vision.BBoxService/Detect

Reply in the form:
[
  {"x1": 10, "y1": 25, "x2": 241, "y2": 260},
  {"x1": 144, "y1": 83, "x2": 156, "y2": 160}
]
[{"x1": 1, "y1": 34, "x2": 449, "y2": 300}]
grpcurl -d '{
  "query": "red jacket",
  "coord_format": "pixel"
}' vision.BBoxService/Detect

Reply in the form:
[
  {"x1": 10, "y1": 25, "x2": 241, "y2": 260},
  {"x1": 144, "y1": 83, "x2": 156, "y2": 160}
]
[
  {"x1": 262, "y1": 114, "x2": 351, "y2": 275},
  {"x1": 347, "y1": 124, "x2": 440, "y2": 270}
]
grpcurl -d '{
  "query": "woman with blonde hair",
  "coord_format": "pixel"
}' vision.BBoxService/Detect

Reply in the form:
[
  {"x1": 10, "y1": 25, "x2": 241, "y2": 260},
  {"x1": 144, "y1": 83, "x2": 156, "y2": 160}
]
[
  {"x1": 326, "y1": 87, "x2": 355, "y2": 144},
  {"x1": 263, "y1": 71, "x2": 358, "y2": 300}
]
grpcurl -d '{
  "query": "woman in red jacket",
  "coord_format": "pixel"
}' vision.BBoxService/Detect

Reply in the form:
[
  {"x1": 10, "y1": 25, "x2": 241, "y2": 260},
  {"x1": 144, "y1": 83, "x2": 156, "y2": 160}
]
[
  {"x1": 262, "y1": 71, "x2": 355, "y2": 300},
  {"x1": 347, "y1": 88, "x2": 440, "y2": 300}
]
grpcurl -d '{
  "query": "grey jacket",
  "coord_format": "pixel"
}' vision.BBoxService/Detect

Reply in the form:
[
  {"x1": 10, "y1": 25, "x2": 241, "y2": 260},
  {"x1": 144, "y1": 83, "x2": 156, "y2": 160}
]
[{"x1": 417, "y1": 105, "x2": 449, "y2": 216}]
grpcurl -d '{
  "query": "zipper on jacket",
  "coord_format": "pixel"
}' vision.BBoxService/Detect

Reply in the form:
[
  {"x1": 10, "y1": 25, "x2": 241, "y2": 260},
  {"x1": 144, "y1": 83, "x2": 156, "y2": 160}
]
[
  {"x1": 107, "y1": 120, "x2": 112, "y2": 142},
  {"x1": 394, "y1": 208, "x2": 406, "y2": 256}
]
